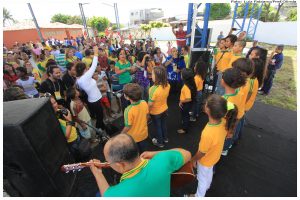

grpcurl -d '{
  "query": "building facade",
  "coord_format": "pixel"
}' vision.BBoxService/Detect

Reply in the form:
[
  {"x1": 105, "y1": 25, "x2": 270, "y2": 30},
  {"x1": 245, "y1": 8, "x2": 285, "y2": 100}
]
[{"x1": 129, "y1": 8, "x2": 164, "y2": 25}]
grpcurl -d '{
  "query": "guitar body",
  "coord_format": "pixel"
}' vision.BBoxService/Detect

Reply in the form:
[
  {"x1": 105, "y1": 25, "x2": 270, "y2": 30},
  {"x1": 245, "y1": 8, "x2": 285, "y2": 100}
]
[{"x1": 171, "y1": 161, "x2": 196, "y2": 188}]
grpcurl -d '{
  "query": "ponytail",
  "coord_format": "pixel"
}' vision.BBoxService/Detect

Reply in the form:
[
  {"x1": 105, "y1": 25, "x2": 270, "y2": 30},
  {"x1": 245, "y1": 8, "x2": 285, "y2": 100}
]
[{"x1": 225, "y1": 102, "x2": 238, "y2": 132}]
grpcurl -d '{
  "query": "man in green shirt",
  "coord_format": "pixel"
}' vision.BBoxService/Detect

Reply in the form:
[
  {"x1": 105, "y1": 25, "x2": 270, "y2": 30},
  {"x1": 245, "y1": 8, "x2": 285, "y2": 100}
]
[{"x1": 89, "y1": 133, "x2": 191, "y2": 197}]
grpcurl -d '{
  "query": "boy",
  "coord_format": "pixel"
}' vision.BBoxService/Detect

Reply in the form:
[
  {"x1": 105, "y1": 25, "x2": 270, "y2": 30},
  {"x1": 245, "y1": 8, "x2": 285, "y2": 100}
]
[
  {"x1": 228, "y1": 40, "x2": 246, "y2": 69},
  {"x1": 259, "y1": 45, "x2": 284, "y2": 95},
  {"x1": 108, "y1": 61, "x2": 122, "y2": 113},
  {"x1": 122, "y1": 83, "x2": 149, "y2": 152}
]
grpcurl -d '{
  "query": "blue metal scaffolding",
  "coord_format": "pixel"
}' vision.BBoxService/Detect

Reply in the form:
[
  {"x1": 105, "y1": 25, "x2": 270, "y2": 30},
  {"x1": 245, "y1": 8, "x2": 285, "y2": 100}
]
[
  {"x1": 231, "y1": 3, "x2": 264, "y2": 40},
  {"x1": 187, "y1": 3, "x2": 211, "y2": 48}
]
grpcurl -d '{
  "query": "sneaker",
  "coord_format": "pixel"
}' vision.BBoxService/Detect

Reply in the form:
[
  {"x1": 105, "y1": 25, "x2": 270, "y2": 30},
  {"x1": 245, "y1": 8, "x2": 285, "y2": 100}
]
[
  {"x1": 189, "y1": 112, "x2": 193, "y2": 116},
  {"x1": 190, "y1": 117, "x2": 197, "y2": 122},
  {"x1": 152, "y1": 138, "x2": 164, "y2": 148},
  {"x1": 229, "y1": 144, "x2": 233, "y2": 149},
  {"x1": 258, "y1": 90, "x2": 265, "y2": 95},
  {"x1": 177, "y1": 129, "x2": 186, "y2": 134},
  {"x1": 164, "y1": 138, "x2": 169, "y2": 143},
  {"x1": 221, "y1": 150, "x2": 228, "y2": 156}
]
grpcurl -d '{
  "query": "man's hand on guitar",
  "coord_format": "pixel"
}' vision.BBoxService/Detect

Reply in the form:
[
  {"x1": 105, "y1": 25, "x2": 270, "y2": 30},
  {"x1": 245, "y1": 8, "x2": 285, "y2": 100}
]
[{"x1": 89, "y1": 159, "x2": 103, "y2": 175}]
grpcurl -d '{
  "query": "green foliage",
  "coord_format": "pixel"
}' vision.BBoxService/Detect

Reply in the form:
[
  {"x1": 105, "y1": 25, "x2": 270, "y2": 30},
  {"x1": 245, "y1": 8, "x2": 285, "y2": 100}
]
[
  {"x1": 98, "y1": 32, "x2": 106, "y2": 37},
  {"x1": 111, "y1": 24, "x2": 125, "y2": 31},
  {"x1": 140, "y1": 24, "x2": 151, "y2": 32},
  {"x1": 87, "y1": 16, "x2": 110, "y2": 32},
  {"x1": 3, "y1": 7, "x2": 15, "y2": 26},
  {"x1": 209, "y1": 3, "x2": 231, "y2": 20},
  {"x1": 286, "y1": 8, "x2": 297, "y2": 21},
  {"x1": 51, "y1": 14, "x2": 82, "y2": 25},
  {"x1": 236, "y1": 3, "x2": 279, "y2": 22}
]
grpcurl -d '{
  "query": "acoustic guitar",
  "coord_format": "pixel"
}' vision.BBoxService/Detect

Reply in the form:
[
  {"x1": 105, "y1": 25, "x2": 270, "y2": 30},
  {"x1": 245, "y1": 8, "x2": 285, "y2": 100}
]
[{"x1": 61, "y1": 161, "x2": 195, "y2": 188}]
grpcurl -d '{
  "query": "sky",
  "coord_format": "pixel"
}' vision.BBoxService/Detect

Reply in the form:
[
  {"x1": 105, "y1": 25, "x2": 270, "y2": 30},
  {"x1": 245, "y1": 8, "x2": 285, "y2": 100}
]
[{"x1": 3, "y1": 0, "x2": 199, "y2": 26}]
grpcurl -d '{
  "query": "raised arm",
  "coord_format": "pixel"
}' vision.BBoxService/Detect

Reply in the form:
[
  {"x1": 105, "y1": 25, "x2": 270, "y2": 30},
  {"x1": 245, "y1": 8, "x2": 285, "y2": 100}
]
[{"x1": 81, "y1": 46, "x2": 99, "y2": 79}]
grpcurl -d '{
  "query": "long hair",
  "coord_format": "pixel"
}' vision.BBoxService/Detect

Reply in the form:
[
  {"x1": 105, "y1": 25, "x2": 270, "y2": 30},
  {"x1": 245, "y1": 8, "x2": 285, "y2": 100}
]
[
  {"x1": 194, "y1": 58, "x2": 208, "y2": 80},
  {"x1": 222, "y1": 68, "x2": 246, "y2": 89},
  {"x1": 252, "y1": 58, "x2": 266, "y2": 87},
  {"x1": 205, "y1": 94, "x2": 238, "y2": 132},
  {"x1": 153, "y1": 66, "x2": 168, "y2": 88},
  {"x1": 181, "y1": 68, "x2": 197, "y2": 101},
  {"x1": 75, "y1": 62, "x2": 87, "y2": 77}
]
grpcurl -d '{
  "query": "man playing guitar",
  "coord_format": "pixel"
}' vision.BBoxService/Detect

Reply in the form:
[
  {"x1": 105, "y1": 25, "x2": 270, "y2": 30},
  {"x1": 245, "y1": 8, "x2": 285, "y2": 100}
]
[{"x1": 88, "y1": 133, "x2": 191, "y2": 197}]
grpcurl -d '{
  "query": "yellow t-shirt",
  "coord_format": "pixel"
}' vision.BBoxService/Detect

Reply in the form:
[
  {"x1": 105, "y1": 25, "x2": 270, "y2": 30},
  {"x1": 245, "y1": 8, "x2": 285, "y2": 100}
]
[
  {"x1": 37, "y1": 55, "x2": 55, "y2": 74},
  {"x1": 228, "y1": 53, "x2": 243, "y2": 69},
  {"x1": 194, "y1": 75, "x2": 204, "y2": 91},
  {"x1": 32, "y1": 68, "x2": 42, "y2": 83},
  {"x1": 180, "y1": 84, "x2": 191, "y2": 101},
  {"x1": 66, "y1": 56, "x2": 78, "y2": 64},
  {"x1": 82, "y1": 57, "x2": 93, "y2": 68},
  {"x1": 184, "y1": 54, "x2": 190, "y2": 68},
  {"x1": 58, "y1": 119, "x2": 78, "y2": 143},
  {"x1": 216, "y1": 51, "x2": 232, "y2": 72},
  {"x1": 124, "y1": 100, "x2": 149, "y2": 142},
  {"x1": 223, "y1": 89, "x2": 245, "y2": 119},
  {"x1": 245, "y1": 78, "x2": 259, "y2": 111},
  {"x1": 198, "y1": 119, "x2": 227, "y2": 167},
  {"x1": 148, "y1": 84, "x2": 170, "y2": 115},
  {"x1": 108, "y1": 56, "x2": 118, "y2": 63},
  {"x1": 240, "y1": 78, "x2": 251, "y2": 111}
]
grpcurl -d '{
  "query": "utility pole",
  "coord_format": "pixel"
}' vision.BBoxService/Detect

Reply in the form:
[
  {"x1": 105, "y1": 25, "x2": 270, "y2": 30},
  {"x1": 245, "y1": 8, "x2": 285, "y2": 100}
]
[
  {"x1": 79, "y1": 3, "x2": 90, "y2": 38},
  {"x1": 114, "y1": 3, "x2": 120, "y2": 31},
  {"x1": 27, "y1": 3, "x2": 44, "y2": 43}
]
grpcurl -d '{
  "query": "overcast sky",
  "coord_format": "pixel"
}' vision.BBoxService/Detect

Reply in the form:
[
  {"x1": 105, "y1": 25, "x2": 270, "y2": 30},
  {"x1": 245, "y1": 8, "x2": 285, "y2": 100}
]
[{"x1": 3, "y1": 0, "x2": 203, "y2": 25}]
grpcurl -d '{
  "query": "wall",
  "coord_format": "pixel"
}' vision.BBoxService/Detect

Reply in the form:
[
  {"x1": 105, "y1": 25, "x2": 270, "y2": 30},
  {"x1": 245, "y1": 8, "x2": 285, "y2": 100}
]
[
  {"x1": 4, "y1": 28, "x2": 83, "y2": 48},
  {"x1": 150, "y1": 19, "x2": 297, "y2": 46}
]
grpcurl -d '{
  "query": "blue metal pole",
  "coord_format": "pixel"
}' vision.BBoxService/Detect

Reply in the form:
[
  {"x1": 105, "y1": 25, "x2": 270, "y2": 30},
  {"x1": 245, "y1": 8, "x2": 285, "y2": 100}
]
[
  {"x1": 201, "y1": 3, "x2": 210, "y2": 48},
  {"x1": 252, "y1": 3, "x2": 264, "y2": 39},
  {"x1": 246, "y1": 3, "x2": 256, "y2": 36},
  {"x1": 231, "y1": 3, "x2": 238, "y2": 28},
  {"x1": 241, "y1": 2, "x2": 249, "y2": 31},
  {"x1": 186, "y1": 3, "x2": 194, "y2": 46}
]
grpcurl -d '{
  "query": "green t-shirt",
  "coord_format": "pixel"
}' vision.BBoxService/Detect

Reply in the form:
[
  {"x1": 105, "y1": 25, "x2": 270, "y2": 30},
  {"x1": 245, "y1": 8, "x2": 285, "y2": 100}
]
[
  {"x1": 115, "y1": 61, "x2": 131, "y2": 84},
  {"x1": 104, "y1": 150, "x2": 184, "y2": 197}
]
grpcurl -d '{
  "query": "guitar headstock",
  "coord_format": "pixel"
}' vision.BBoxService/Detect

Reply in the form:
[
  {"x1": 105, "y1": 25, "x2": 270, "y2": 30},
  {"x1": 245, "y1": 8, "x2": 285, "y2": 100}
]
[{"x1": 61, "y1": 163, "x2": 87, "y2": 173}]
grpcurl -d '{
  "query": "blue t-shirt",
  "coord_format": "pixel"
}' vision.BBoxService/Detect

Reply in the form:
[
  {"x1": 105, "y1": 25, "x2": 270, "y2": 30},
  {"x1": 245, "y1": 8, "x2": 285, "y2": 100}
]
[
  {"x1": 109, "y1": 70, "x2": 122, "y2": 91},
  {"x1": 75, "y1": 51, "x2": 83, "y2": 60},
  {"x1": 269, "y1": 52, "x2": 283, "y2": 70},
  {"x1": 164, "y1": 55, "x2": 186, "y2": 81}
]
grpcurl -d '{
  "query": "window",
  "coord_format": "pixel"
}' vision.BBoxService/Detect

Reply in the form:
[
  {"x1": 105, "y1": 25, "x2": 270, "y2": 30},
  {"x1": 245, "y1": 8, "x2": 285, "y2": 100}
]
[{"x1": 131, "y1": 12, "x2": 134, "y2": 16}]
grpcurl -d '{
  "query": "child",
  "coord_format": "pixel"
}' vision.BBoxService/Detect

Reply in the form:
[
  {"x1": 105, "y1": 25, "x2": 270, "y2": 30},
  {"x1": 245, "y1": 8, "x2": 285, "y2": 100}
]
[
  {"x1": 228, "y1": 40, "x2": 246, "y2": 68},
  {"x1": 67, "y1": 87, "x2": 93, "y2": 140},
  {"x1": 93, "y1": 71, "x2": 113, "y2": 123},
  {"x1": 231, "y1": 58, "x2": 253, "y2": 142},
  {"x1": 177, "y1": 68, "x2": 197, "y2": 134},
  {"x1": 108, "y1": 61, "x2": 122, "y2": 113},
  {"x1": 220, "y1": 67, "x2": 247, "y2": 156},
  {"x1": 245, "y1": 58, "x2": 266, "y2": 111},
  {"x1": 190, "y1": 60, "x2": 207, "y2": 121},
  {"x1": 122, "y1": 83, "x2": 149, "y2": 152},
  {"x1": 148, "y1": 66, "x2": 170, "y2": 148},
  {"x1": 191, "y1": 94, "x2": 238, "y2": 197}
]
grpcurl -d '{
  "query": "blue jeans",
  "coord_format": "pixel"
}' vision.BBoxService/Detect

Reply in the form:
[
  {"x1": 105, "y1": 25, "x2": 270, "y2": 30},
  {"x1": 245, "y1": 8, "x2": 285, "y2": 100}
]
[
  {"x1": 137, "y1": 139, "x2": 148, "y2": 153},
  {"x1": 150, "y1": 111, "x2": 168, "y2": 144},
  {"x1": 193, "y1": 91, "x2": 203, "y2": 118},
  {"x1": 261, "y1": 69, "x2": 276, "y2": 94},
  {"x1": 181, "y1": 102, "x2": 193, "y2": 131},
  {"x1": 233, "y1": 116, "x2": 245, "y2": 142},
  {"x1": 215, "y1": 71, "x2": 225, "y2": 96}
]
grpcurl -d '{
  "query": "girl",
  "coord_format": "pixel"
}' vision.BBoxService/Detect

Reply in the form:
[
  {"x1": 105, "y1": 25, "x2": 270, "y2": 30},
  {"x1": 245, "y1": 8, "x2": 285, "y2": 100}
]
[
  {"x1": 3, "y1": 63, "x2": 18, "y2": 88},
  {"x1": 136, "y1": 52, "x2": 151, "y2": 101},
  {"x1": 15, "y1": 67, "x2": 39, "y2": 98},
  {"x1": 148, "y1": 66, "x2": 170, "y2": 148},
  {"x1": 66, "y1": 48, "x2": 79, "y2": 65},
  {"x1": 231, "y1": 58, "x2": 253, "y2": 142},
  {"x1": 221, "y1": 67, "x2": 246, "y2": 156},
  {"x1": 67, "y1": 87, "x2": 92, "y2": 140},
  {"x1": 177, "y1": 68, "x2": 197, "y2": 134},
  {"x1": 153, "y1": 47, "x2": 165, "y2": 66},
  {"x1": 190, "y1": 59, "x2": 208, "y2": 121},
  {"x1": 191, "y1": 94, "x2": 238, "y2": 197}
]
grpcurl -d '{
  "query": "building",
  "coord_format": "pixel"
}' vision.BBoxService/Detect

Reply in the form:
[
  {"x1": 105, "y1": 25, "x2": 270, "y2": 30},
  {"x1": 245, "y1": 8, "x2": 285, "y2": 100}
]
[
  {"x1": 3, "y1": 20, "x2": 93, "y2": 48},
  {"x1": 129, "y1": 8, "x2": 164, "y2": 25}
]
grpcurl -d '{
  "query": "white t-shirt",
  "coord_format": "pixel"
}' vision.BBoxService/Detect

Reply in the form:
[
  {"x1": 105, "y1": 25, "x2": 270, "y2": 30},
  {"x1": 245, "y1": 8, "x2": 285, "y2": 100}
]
[
  {"x1": 16, "y1": 76, "x2": 39, "y2": 96},
  {"x1": 99, "y1": 71, "x2": 110, "y2": 92},
  {"x1": 77, "y1": 56, "x2": 102, "y2": 103}
]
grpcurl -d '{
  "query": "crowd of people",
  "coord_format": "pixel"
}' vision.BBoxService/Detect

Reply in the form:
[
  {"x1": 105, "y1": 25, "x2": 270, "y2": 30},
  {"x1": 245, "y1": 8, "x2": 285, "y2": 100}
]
[{"x1": 3, "y1": 24, "x2": 285, "y2": 197}]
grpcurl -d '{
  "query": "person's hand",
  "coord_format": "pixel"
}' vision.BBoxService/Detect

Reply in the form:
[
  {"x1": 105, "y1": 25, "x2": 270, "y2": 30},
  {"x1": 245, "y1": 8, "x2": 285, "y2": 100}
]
[
  {"x1": 89, "y1": 159, "x2": 103, "y2": 175},
  {"x1": 176, "y1": 69, "x2": 180, "y2": 73},
  {"x1": 93, "y1": 46, "x2": 99, "y2": 56},
  {"x1": 192, "y1": 160, "x2": 197, "y2": 168},
  {"x1": 102, "y1": 76, "x2": 108, "y2": 81},
  {"x1": 63, "y1": 109, "x2": 72, "y2": 122},
  {"x1": 140, "y1": 151, "x2": 157, "y2": 159},
  {"x1": 179, "y1": 102, "x2": 183, "y2": 109}
]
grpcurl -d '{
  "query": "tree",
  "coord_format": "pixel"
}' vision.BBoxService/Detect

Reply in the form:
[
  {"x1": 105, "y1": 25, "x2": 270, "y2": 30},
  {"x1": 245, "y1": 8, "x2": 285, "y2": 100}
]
[
  {"x1": 87, "y1": 16, "x2": 110, "y2": 32},
  {"x1": 3, "y1": 7, "x2": 15, "y2": 26},
  {"x1": 236, "y1": 3, "x2": 280, "y2": 22},
  {"x1": 209, "y1": 3, "x2": 231, "y2": 20},
  {"x1": 286, "y1": 8, "x2": 297, "y2": 21},
  {"x1": 273, "y1": 3, "x2": 284, "y2": 22},
  {"x1": 51, "y1": 14, "x2": 83, "y2": 25},
  {"x1": 111, "y1": 24, "x2": 125, "y2": 31}
]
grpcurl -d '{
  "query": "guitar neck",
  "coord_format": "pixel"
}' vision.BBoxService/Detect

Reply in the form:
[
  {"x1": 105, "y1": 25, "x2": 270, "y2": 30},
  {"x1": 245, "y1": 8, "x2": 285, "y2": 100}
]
[{"x1": 81, "y1": 161, "x2": 110, "y2": 168}]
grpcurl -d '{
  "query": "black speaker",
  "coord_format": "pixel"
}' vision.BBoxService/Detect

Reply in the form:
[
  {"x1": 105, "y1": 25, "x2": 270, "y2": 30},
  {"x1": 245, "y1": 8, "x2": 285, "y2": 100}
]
[{"x1": 3, "y1": 98, "x2": 76, "y2": 197}]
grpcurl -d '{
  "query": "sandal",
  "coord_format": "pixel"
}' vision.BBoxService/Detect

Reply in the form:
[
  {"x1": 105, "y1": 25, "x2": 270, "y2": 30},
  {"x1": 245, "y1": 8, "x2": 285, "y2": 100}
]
[{"x1": 177, "y1": 129, "x2": 186, "y2": 134}]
